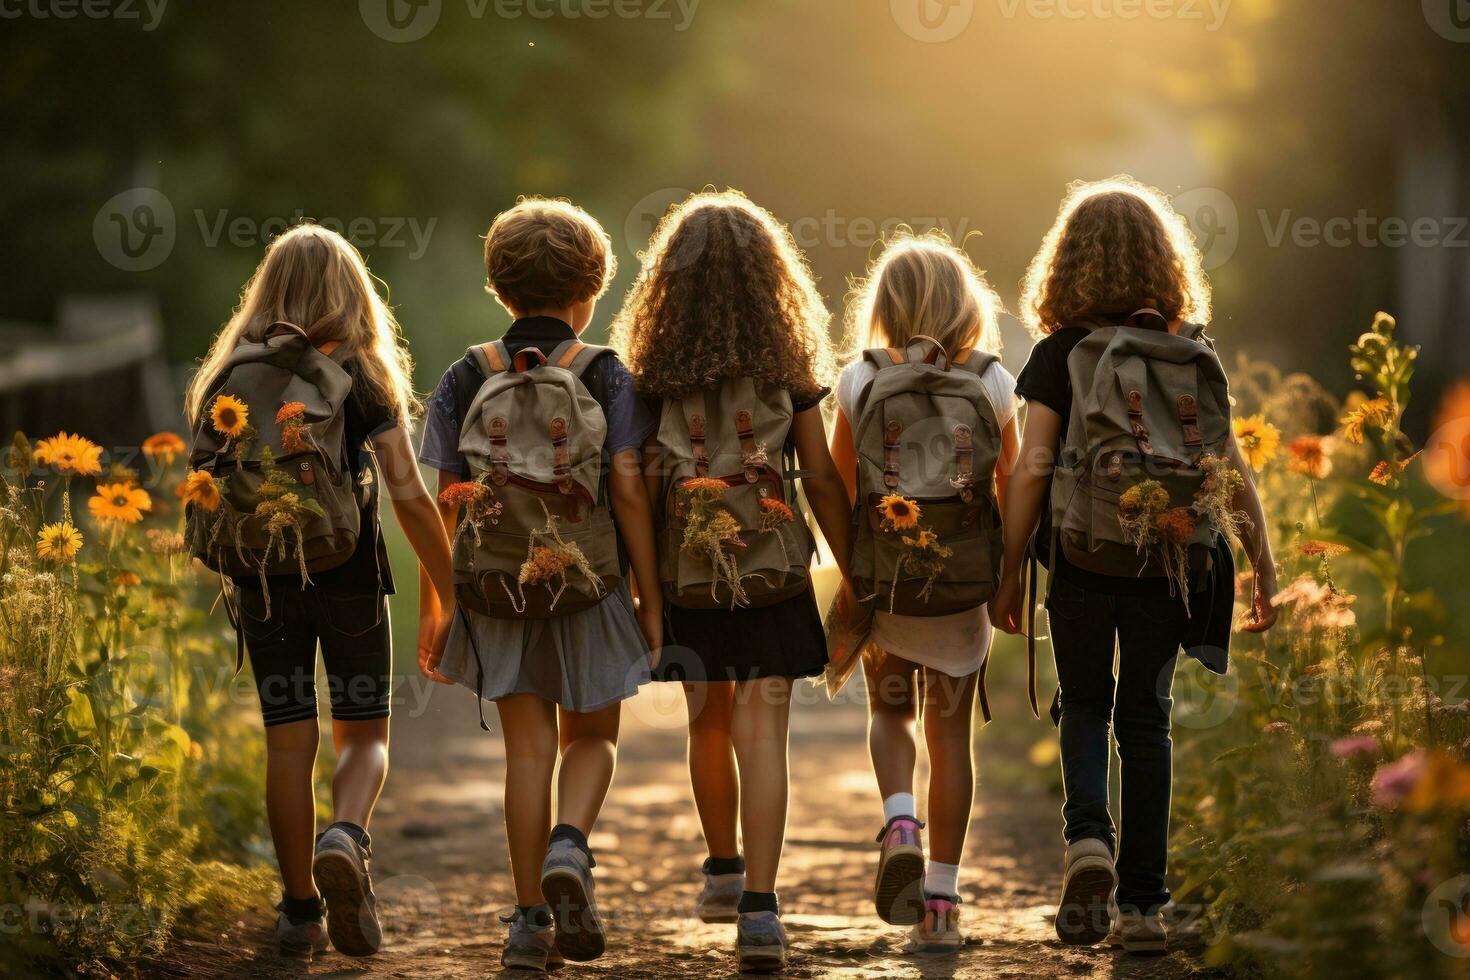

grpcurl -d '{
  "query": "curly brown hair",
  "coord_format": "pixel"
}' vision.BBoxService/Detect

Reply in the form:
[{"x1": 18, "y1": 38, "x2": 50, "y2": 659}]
[
  {"x1": 611, "y1": 190, "x2": 834, "y2": 401},
  {"x1": 1019, "y1": 176, "x2": 1211, "y2": 336},
  {"x1": 483, "y1": 197, "x2": 616, "y2": 315}
]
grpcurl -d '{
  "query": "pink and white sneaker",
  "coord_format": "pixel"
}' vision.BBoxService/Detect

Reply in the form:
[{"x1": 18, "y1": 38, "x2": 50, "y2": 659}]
[
  {"x1": 873, "y1": 816, "x2": 926, "y2": 925},
  {"x1": 908, "y1": 896, "x2": 963, "y2": 952}
]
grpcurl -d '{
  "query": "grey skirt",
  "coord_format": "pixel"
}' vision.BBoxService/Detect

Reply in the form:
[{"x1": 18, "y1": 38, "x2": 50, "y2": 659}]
[{"x1": 439, "y1": 579, "x2": 651, "y2": 713}]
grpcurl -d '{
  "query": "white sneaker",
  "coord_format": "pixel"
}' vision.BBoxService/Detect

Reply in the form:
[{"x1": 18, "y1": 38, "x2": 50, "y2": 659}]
[
  {"x1": 736, "y1": 910, "x2": 787, "y2": 973},
  {"x1": 695, "y1": 864, "x2": 744, "y2": 923},
  {"x1": 1055, "y1": 838, "x2": 1116, "y2": 945},
  {"x1": 1106, "y1": 908, "x2": 1167, "y2": 955}
]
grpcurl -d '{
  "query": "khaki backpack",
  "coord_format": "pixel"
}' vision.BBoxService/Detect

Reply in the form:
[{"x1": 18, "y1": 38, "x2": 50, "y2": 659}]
[
  {"x1": 849, "y1": 336, "x2": 1004, "y2": 618},
  {"x1": 655, "y1": 378, "x2": 814, "y2": 609},
  {"x1": 1047, "y1": 311, "x2": 1233, "y2": 587},
  {"x1": 451, "y1": 340, "x2": 622, "y2": 620},
  {"x1": 186, "y1": 322, "x2": 362, "y2": 592}
]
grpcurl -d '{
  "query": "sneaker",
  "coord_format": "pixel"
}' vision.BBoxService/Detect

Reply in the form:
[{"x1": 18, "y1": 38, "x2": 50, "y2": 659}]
[
  {"x1": 541, "y1": 839, "x2": 605, "y2": 962},
  {"x1": 500, "y1": 904, "x2": 565, "y2": 972},
  {"x1": 1106, "y1": 908, "x2": 1168, "y2": 955},
  {"x1": 907, "y1": 895, "x2": 963, "y2": 952},
  {"x1": 695, "y1": 861, "x2": 744, "y2": 924},
  {"x1": 274, "y1": 904, "x2": 328, "y2": 960},
  {"x1": 312, "y1": 825, "x2": 382, "y2": 957},
  {"x1": 873, "y1": 816, "x2": 926, "y2": 925},
  {"x1": 1055, "y1": 838, "x2": 1116, "y2": 945},
  {"x1": 736, "y1": 910, "x2": 787, "y2": 973}
]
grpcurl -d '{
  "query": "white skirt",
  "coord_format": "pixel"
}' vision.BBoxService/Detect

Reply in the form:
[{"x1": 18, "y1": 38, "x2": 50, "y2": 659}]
[{"x1": 870, "y1": 604, "x2": 993, "y2": 678}]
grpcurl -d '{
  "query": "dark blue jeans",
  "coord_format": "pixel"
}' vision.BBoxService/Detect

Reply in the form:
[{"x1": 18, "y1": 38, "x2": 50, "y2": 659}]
[{"x1": 1046, "y1": 574, "x2": 1188, "y2": 915}]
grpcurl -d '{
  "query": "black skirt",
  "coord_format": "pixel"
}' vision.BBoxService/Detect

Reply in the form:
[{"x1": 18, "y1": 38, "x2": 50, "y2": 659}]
[{"x1": 656, "y1": 587, "x2": 828, "y2": 683}]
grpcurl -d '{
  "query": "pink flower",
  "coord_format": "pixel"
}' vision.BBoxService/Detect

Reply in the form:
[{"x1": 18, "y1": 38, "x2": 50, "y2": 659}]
[
  {"x1": 1371, "y1": 749, "x2": 1427, "y2": 808},
  {"x1": 1330, "y1": 735, "x2": 1379, "y2": 760}
]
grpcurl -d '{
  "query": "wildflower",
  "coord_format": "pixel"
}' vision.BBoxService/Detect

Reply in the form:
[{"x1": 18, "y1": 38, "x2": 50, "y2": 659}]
[
  {"x1": 36, "y1": 522, "x2": 83, "y2": 562},
  {"x1": 681, "y1": 477, "x2": 730, "y2": 495},
  {"x1": 1370, "y1": 751, "x2": 1424, "y2": 807},
  {"x1": 1263, "y1": 721, "x2": 1293, "y2": 736},
  {"x1": 147, "y1": 529, "x2": 186, "y2": 555},
  {"x1": 88, "y1": 482, "x2": 153, "y2": 525},
  {"x1": 33, "y1": 432, "x2": 103, "y2": 477},
  {"x1": 1271, "y1": 573, "x2": 1357, "y2": 631},
  {"x1": 1232, "y1": 414, "x2": 1280, "y2": 469},
  {"x1": 113, "y1": 571, "x2": 142, "y2": 588},
  {"x1": 1330, "y1": 735, "x2": 1379, "y2": 760},
  {"x1": 141, "y1": 432, "x2": 186, "y2": 466},
  {"x1": 877, "y1": 494, "x2": 921, "y2": 531},
  {"x1": 1119, "y1": 480, "x2": 1170, "y2": 519},
  {"x1": 1339, "y1": 397, "x2": 1390, "y2": 445},
  {"x1": 1287, "y1": 435, "x2": 1333, "y2": 479},
  {"x1": 758, "y1": 497, "x2": 794, "y2": 522},
  {"x1": 519, "y1": 544, "x2": 575, "y2": 585},
  {"x1": 1156, "y1": 508, "x2": 1197, "y2": 546},
  {"x1": 277, "y1": 402, "x2": 309, "y2": 453},
  {"x1": 176, "y1": 470, "x2": 223, "y2": 512},
  {"x1": 209, "y1": 394, "x2": 249, "y2": 439},
  {"x1": 1298, "y1": 540, "x2": 1349, "y2": 559},
  {"x1": 903, "y1": 529, "x2": 939, "y2": 550},
  {"x1": 275, "y1": 402, "x2": 307, "y2": 425},
  {"x1": 1371, "y1": 749, "x2": 1470, "y2": 813},
  {"x1": 439, "y1": 481, "x2": 489, "y2": 507}
]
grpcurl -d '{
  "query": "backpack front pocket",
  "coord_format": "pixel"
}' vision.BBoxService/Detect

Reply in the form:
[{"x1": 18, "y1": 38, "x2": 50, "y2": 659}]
[{"x1": 862, "y1": 493, "x2": 995, "y2": 616}]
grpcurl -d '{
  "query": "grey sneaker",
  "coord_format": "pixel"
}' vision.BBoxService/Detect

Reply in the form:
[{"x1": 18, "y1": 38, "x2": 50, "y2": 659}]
[
  {"x1": 907, "y1": 896, "x2": 963, "y2": 953},
  {"x1": 540, "y1": 839, "x2": 605, "y2": 962},
  {"x1": 874, "y1": 816, "x2": 926, "y2": 925},
  {"x1": 1106, "y1": 908, "x2": 1168, "y2": 955},
  {"x1": 312, "y1": 826, "x2": 382, "y2": 956},
  {"x1": 1056, "y1": 838, "x2": 1116, "y2": 945},
  {"x1": 695, "y1": 862, "x2": 744, "y2": 924},
  {"x1": 274, "y1": 904, "x2": 327, "y2": 959},
  {"x1": 500, "y1": 904, "x2": 565, "y2": 972},
  {"x1": 736, "y1": 910, "x2": 787, "y2": 973}
]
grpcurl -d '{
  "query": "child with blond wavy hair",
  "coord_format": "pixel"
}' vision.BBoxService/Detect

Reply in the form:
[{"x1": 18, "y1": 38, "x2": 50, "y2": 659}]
[{"x1": 990, "y1": 177, "x2": 1277, "y2": 955}]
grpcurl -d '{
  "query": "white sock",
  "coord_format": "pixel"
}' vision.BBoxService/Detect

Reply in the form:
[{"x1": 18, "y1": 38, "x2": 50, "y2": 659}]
[
  {"x1": 925, "y1": 861, "x2": 960, "y2": 899},
  {"x1": 882, "y1": 792, "x2": 917, "y2": 824}
]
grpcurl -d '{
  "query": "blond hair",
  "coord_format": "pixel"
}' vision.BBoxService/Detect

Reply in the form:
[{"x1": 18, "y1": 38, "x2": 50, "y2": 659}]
[
  {"x1": 185, "y1": 224, "x2": 419, "y2": 425},
  {"x1": 844, "y1": 228, "x2": 1003, "y2": 360},
  {"x1": 483, "y1": 197, "x2": 616, "y2": 315},
  {"x1": 612, "y1": 189, "x2": 834, "y2": 401},
  {"x1": 1019, "y1": 175, "x2": 1211, "y2": 336}
]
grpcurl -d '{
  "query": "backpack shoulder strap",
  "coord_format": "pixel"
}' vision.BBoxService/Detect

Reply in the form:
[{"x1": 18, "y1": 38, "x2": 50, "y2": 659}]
[
  {"x1": 547, "y1": 340, "x2": 615, "y2": 380},
  {"x1": 952, "y1": 348, "x2": 999, "y2": 378},
  {"x1": 468, "y1": 340, "x2": 510, "y2": 377},
  {"x1": 863, "y1": 348, "x2": 900, "y2": 372}
]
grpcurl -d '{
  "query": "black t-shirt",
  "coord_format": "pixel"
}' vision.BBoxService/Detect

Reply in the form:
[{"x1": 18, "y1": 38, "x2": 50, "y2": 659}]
[{"x1": 246, "y1": 360, "x2": 397, "y2": 596}]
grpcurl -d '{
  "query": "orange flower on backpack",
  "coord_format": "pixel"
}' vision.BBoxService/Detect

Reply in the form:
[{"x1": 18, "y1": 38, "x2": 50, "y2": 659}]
[
  {"x1": 89, "y1": 482, "x2": 153, "y2": 525},
  {"x1": 176, "y1": 470, "x2": 222, "y2": 512},
  {"x1": 142, "y1": 432, "x2": 186, "y2": 466},
  {"x1": 439, "y1": 481, "x2": 489, "y2": 507},
  {"x1": 877, "y1": 494, "x2": 921, "y2": 531},
  {"x1": 33, "y1": 432, "x2": 103, "y2": 477},
  {"x1": 757, "y1": 497, "x2": 794, "y2": 524},
  {"x1": 209, "y1": 394, "x2": 250, "y2": 439}
]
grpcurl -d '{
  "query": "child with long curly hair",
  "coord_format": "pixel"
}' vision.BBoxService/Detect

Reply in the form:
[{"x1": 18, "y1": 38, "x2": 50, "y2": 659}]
[
  {"x1": 613, "y1": 189, "x2": 852, "y2": 971},
  {"x1": 990, "y1": 177, "x2": 1278, "y2": 955}
]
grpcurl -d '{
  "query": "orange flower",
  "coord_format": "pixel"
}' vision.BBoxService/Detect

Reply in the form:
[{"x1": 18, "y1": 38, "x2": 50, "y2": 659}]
[
  {"x1": 1299, "y1": 540, "x2": 1349, "y2": 558},
  {"x1": 209, "y1": 394, "x2": 249, "y2": 439},
  {"x1": 112, "y1": 571, "x2": 142, "y2": 588},
  {"x1": 1156, "y1": 508, "x2": 1197, "y2": 545},
  {"x1": 439, "y1": 481, "x2": 489, "y2": 507},
  {"x1": 1287, "y1": 435, "x2": 1333, "y2": 479},
  {"x1": 275, "y1": 402, "x2": 307, "y2": 425},
  {"x1": 89, "y1": 482, "x2": 153, "y2": 525},
  {"x1": 758, "y1": 498, "x2": 794, "y2": 522},
  {"x1": 176, "y1": 470, "x2": 222, "y2": 512},
  {"x1": 33, "y1": 432, "x2": 103, "y2": 477},
  {"x1": 519, "y1": 545, "x2": 575, "y2": 585},
  {"x1": 878, "y1": 494, "x2": 921, "y2": 530},
  {"x1": 681, "y1": 477, "x2": 730, "y2": 494},
  {"x1": 142, "y1": 432, "x2": 186, "y2": 465}
]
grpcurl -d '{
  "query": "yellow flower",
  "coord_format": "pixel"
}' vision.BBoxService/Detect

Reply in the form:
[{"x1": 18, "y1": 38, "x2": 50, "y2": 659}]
[
  {"x1": 33, "y1": 432, "x2": 103, "y2": 477},
  {"x1": 1232, "y1": 414, "x2": 1281, "y2": 469},
  {"x1": 209, "y1": 394, "x2": 250, "y2": 439},
  {"x1": 36, "y1": 522, "x2": 83, "y2": 562},
  {"x1": 1339, "y1": 397, "x2": 1391, "y2": 445},
  {"x1": 176, "y1": 470, "x2": 222, "y2": 512},
  {"x1": 141, "y1": 432, "x2": 186, "y2": 465},
  {"x1": 878, "y1": 494, "x2": 921, "y2": 530},
  {"x1": 89, "y1": 482, "x2": 153, "y2": 525}
]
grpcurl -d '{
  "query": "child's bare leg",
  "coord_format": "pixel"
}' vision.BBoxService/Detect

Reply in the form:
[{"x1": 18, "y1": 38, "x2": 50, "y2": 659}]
[
  {"x1": 264, "y1": 717, "x2": 321, "y2": 900},
  {"x1": 920, "y1": 667, "x2": 979, "y2": 890},
  {"x1": 329, "y1": 717, "x2": 389, "y2": 829},
  {"x1": 864, "y1": 652, "x2": 918, "y2": 804},
  {"x1": 730, "y1": 677, "x2": 793, "y2": 894},
  {"x1": 498, "y1": 694, "x2": 559, "y2": 905},
  {"x1": 685, "y1": 681, "x2": 740, "y2": 859},
  {"x1": 556, "y1": 703, "x2": 622, "y2": 832}
]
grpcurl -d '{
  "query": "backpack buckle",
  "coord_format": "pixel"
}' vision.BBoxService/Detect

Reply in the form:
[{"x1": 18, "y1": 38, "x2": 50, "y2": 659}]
[
  {"x1": 1177, "y1": 394, "x2": 1203, "y2": 449},
  {"x1": 883, "y1": 419, "x2": 903, "y2": 490},
  {"x1": 951, "y1": 424, "x2": 975, "y2": 503},
  {"x1": 1126, "y1": 391, "x2": 1154, "y2": 456},
  {"x1": 688, "y1": 412, "x2": 710, "y2": 477},
  {"x1": 551, "y1": 417, "x2": 574, "y2": 494},
  {"x1": 735, "y1": 409, "x2": 760, "y2": 483},
  {"x1": 489, "y1": 416, "x2": 511, "y2": 485}
]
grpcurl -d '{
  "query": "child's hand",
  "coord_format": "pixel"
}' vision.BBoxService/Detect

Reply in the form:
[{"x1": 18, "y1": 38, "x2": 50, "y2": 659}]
[
  {"x1": 1241, "y1": 569, "x2": 1279, "y2": 633},
  {"x1": 636, "y1": 597, "x2": 663, "y2": 670},
  {"x1": 989, "y1": 575, "x2": 1023, "y2": 635},
  {"x1": 417, "y1": 613, "x2": 454, "y2": 684}
]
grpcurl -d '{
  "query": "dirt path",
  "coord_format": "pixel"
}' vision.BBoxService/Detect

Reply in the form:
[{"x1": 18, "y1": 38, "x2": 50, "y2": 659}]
[{"x1": 155, "y1": 680, "x2": 1216, "y2": 980}]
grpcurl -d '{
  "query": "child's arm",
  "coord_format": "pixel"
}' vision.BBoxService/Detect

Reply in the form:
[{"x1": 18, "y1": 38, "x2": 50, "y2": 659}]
[
  {"x1": 792, "y1": 409, "x2": 853, "y2": 581},
  {"x1": 610, "y1": 448, "x2": 663, "y2": 667},
  {"x1": 415, "y1": 468, "x2": 462, "y2": 675},
  {"x1": 1226, "y1": 436, "x2": 1279, "y2": 633},
  {"x1": 994, "y1": 414, "x2": 1021, "y2": 513},
  {"x1": 372, "y1": 426, "x2": 455, "y2": 683},
  {"x1": 828, "y1": 408, "x2": 859, "y2": 507},
  {"x1": 990, "y1": 403, "x2": 1062, "y2": 634}
]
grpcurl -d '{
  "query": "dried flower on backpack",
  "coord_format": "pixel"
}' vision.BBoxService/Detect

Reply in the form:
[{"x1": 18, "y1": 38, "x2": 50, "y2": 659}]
[
  {"x1": 506, "y1": 503, "x2": 607, "y2": 613},
  {"x1": 757, "y1": 496, "x2": 794, "y2": 529},
  {"x1": 177, "y1": 470, "x2": 223, "y2": 512},
  {"x1": 34, "y1": 432, "x2": 103, "y2": 477},
  {"x1": 677, "y1": 478, "x2": 751, "y2": 607},
  {"x1": 142, "y1": 431, "x2": 186, "y2": 466},
  {"x1": 877, "y1": 494, "x2": 921, "y2": 531},
  {"x1": 88, "y1": 483, "x2": 152, "y2": 526},
  {"x1": 1232, "y1": 414, "x2": 1280, "y2": 469},
  {"x1": 36, "y1": 522, "x2": 82, "y2": 562},
  {"x1": 439, "y1": 481, "x2": 489, "y2": 508},
  {"x1": 276, "y1": 402, "x2": 309, "y2": 454},
  {"x1": 1192, "y1": 453, "x2": 1248, "y2": 544},
  {"x1": 209, "y1": 394, "x2": 250, "y2": 439}
]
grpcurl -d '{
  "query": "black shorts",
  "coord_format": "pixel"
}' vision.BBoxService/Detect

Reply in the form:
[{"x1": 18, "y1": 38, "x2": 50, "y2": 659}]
[{"x1": 238, "y1": 585, "x2": 392, "y2": 728}]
